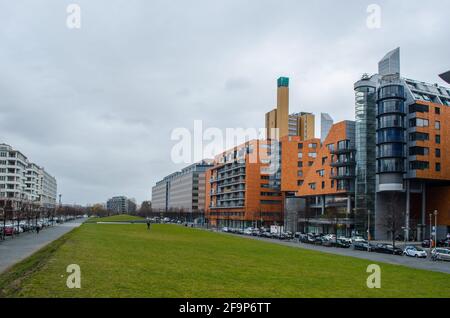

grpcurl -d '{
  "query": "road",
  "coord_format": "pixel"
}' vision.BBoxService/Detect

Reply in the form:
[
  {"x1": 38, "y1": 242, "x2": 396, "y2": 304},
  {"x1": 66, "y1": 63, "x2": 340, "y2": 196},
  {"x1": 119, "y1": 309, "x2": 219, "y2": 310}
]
[
  {"x1": 0, "y1": 218, "x2": 86, "y2": 273},
  {"x1": 220, "y1": 232, "x2": 450, "y2": 275}
]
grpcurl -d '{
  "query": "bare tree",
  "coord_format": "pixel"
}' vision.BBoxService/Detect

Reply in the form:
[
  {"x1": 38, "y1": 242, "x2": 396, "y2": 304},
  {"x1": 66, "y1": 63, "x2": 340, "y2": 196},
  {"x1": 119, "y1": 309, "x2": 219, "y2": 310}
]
[{"x1": 380, "y1": 192, "x2": 404, "y2": 253}]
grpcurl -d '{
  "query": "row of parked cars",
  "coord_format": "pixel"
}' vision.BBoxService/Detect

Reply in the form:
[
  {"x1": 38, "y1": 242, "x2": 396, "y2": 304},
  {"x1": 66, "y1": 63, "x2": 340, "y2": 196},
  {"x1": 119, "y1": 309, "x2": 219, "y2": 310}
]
[
  {"x1": 421, "y1": 238, "x2": 450, "y2": 248},
  {"x1": 221, "y1": 227, "x2": 294, "y2": 240},
  {"x1": 0, "y1": 216, "x2": 79, "y2": 239}
]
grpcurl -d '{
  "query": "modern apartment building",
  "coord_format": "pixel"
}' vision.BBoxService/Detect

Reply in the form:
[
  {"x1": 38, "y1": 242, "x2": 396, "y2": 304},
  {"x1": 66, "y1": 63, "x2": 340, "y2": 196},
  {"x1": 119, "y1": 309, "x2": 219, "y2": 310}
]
[
  {"x1": 205, "y1": 140, "x2": 283, "y2": 228},
  {"x1": 321, "y1": 113, "x2": 334, "y2": 142},
  {"x1": 106, "y1": 196, "x2": 137, "y2": 214},
  {"x1": 279, "y1": 48, "x2": 450, "y2": 240},
  {"x1": 151, "y1": 160, "x2": 213, "y2": 218},
  {"x1": 354, "y1": 47, "x2": 450, "y2": 240},
  {"x1": 0, "y1": 143, "x2": 57, "y2": 209},
  {"x1": 281, "y1": 121, "x2": 356, "y2": 235}
]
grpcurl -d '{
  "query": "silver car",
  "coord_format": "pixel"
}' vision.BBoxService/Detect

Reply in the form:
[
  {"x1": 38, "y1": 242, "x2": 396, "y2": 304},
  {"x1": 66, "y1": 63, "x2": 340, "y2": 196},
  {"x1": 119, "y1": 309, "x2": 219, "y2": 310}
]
[
  {"x1": 431, "y1": 248, "x2": 450, "y2": 262},
  {"x1": 403, "y1": 246, "x2": 427, "y2": 258}
]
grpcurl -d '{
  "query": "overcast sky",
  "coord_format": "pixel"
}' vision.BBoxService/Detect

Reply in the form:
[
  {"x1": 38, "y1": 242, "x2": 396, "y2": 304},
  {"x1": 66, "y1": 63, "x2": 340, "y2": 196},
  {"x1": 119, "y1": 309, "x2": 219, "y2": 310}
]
[{"x1": 0, "y1": 0, "x2": 449, "y2": 205}]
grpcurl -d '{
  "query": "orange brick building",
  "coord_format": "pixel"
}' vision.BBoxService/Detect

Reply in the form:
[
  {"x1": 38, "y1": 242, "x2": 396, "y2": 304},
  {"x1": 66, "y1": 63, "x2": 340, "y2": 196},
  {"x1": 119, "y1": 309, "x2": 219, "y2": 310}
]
[
  {"x1": 205, "y1": 140, "x2": 283, "y2": 228},
  {"x1": 281, "y1": 121, "x2": 357, "y2": 235}
]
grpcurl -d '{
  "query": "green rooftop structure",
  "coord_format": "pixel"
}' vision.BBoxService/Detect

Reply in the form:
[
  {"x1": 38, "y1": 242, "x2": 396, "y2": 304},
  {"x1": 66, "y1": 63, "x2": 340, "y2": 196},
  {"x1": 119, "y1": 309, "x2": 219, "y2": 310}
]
[{"x1": 277, "y1": 77, "x2": 289, "y2": 87}]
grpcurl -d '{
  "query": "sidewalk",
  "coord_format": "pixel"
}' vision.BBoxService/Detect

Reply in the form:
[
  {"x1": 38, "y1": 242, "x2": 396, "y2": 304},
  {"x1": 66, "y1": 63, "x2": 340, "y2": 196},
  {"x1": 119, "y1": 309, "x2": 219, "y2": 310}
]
[{"x1": 0, "y1": 218, "x2": 86, "y2": 273}]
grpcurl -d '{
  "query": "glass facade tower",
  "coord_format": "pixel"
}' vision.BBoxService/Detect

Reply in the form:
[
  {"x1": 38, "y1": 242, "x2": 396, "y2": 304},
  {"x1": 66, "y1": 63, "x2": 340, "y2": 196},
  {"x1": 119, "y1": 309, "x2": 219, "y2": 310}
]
[{"x1": 354, "y1": 75, "x2": 378, "y2": 237}]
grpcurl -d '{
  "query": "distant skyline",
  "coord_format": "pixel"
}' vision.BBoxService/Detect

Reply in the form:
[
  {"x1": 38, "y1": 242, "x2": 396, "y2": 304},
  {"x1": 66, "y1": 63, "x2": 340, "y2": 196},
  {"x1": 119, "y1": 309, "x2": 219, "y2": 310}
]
[{"x1": 1, "y1": 0, "x2": 449, "y2": 205}]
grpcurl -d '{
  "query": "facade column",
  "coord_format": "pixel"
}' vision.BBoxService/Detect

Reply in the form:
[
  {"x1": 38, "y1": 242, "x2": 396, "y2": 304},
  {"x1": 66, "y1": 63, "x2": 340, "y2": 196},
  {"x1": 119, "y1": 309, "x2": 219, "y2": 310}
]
[
  {"x1": 405, "y1": 180, "x2": 410, "y2": 241},
  {"x1": 421, "y1": 182, "x2": 426, "y2": 241},
  {"x1": 347, "y1": 195, "x2": 351, "y2": 214},
  {"x1": 321, "y1": 195, "x2": 325, "y2": 215}
]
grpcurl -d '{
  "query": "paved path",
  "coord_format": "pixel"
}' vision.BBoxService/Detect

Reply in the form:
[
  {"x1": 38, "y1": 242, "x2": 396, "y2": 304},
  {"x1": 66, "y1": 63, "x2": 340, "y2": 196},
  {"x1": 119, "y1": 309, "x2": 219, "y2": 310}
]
[
  {"x1": 0, "y1": 218, "x2": 86, "y2": 273},
  {"x1": 219, "y1": 232, "x2": 450, "y2": 275}
]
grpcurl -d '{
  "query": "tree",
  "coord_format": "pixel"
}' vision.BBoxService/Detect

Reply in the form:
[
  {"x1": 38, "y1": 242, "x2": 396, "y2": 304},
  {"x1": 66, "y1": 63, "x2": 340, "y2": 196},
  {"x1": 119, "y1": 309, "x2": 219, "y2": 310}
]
[
  {"x1": 138, "y1": 201, "x2": 152, "y2": 218},
  {"x1": 325, "y1": 206, "x2": 341, "y2": 245},
  {"x1": 380, "y1": 192, "x2": 404, "y2": 253}
]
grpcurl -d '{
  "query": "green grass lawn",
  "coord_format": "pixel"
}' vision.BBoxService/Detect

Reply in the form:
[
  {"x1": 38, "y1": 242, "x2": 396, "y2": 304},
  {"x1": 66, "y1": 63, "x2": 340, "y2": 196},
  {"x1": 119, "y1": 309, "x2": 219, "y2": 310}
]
[
  {"x1": 85, "y1": 214, "x2": 144, "y2": 223},
  {"x1": 1, "y1": 223, "x2": 449, "y2": 298}
]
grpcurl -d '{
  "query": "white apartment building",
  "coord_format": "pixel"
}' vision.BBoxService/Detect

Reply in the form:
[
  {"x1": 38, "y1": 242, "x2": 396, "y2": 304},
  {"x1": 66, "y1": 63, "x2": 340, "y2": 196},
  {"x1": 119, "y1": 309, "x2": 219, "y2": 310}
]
[
  {"x1": 152, "y1": 160, "x2": 213, "y2": 213},
  {"x1": 0, "y1": 143, "x2": 57, "y2": 208}
]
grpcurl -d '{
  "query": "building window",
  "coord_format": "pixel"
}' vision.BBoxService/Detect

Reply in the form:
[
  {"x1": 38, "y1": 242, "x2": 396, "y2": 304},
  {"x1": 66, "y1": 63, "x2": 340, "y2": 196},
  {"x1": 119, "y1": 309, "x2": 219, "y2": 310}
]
[
  {"x1": 327, "y1": 144, "x2": 335, "y2": 152},
  {"x1": 409, "y1": 132, "x2": 429, "y2": 142},
  {"x1": 309, "y1": 152, "x2": 317, "y2": 158},
  {"x1": 317, "y1": 169, "x2": 325, "y2": 177},
  {"x1": 331, "y1": 180, "x2": 334, "y2": 188},
  {"x1": 409, "y1": 118, "x2": 429, "y2": 127},
  {"x1": 409, "y1": 146, "x2": 429, "y2": 156},
  {"x1": 436, "y1": 135, "x2": 441, "y2": 144},
  {"x1": 321, "y1": 181, "x2": 325, "y2": 189},
  {"x1": 322, "y1": 157, "x2": 327, "y2": 165},
  {"x1": 298, "y1": 143, "x2": 303, "y2": 149},
  {"x1": 308, "y1": 161, "x2": 314, "y2": 167},
  {"x1": 298, "y1": 162, "x2": 303, "y2": 168},
  {"x1": 337, "y1": 140, "x2": 350, "y2": 150},
  {"x1": 298, "y1": 152, "x2": 303, "y2": 159},
  {"x1": 297, "y1": 180, "x2": 304, "y2": 186},
  {"x1": 309, "y1": 143, "x2": 317, "y2": 149},
  {"x1": 436, "y1": 148, "x2": 441, "y2": 158},
  {"x1": 298, "y1": 170, "x2": 303, "y2": 177},
  {"x1": 436, "y1": 163, "x2": 441, "y2": 172},
  {"x1": 409, "y1": 161, "x2": 429, "y2": 170},
  {"x1": 435, "y1": 121, "x2": 441, "y2": 130},
  {"x1": 309, "y1": 183, "x2": 316, "y2": 190},
  {"x1": 435, "y1": 107, "x2": 440, "y2": 115},
  {"x1": 409, "y1": 104, "x2": 429, "y2": 113}
]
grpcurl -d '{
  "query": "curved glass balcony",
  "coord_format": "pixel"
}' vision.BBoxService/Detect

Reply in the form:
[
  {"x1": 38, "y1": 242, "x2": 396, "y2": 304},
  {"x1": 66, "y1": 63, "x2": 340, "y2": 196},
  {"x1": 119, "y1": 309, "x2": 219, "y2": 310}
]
[
  {"x1": 378, "y1": 85, "x2": 405, "y2": 101},
  {"x1": 377, "y1": 128, "x2": 405, "y2": 144},
  {"x1": 377, "y1": 143, "x2": 405, "y2": 158},
  {"x1": 377, "y1": 99, "x2": 405, "y2": 115},
  {"x1": 377, "y1": 114, "x2": 405, "y2": 129},
  {"x1": 377, "y1": 158, "x2": 404, "y2": 173}
]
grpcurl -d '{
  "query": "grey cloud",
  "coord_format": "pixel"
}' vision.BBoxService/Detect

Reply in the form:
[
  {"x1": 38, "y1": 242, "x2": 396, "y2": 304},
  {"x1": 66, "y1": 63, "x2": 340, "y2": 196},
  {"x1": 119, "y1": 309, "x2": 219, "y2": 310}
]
[{"x1": 0, "y1": 0, "x2": 449, "y2": 204}]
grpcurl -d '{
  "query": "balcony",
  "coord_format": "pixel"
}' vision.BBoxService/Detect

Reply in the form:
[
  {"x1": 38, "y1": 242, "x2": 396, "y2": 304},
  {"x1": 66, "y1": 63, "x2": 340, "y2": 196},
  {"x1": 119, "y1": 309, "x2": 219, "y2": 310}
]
[
  {"x1": 329, "y1": 148, "x2": 356, "y2": 155},
  {"x1": 330, "y1": 160, "x2": 356, "y2": 167}
]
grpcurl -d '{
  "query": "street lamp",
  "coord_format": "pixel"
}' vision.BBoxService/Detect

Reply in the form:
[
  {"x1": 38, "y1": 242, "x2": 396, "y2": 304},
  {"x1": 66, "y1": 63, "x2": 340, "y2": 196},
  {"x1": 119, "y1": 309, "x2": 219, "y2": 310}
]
[
  {"x1": 434, "y1": 210, "x2": 438, "y2": 249},
  {"x1": 367, "y1": 209, "x2": 371, "y2": 251},
  {"x1": 429, "y1": 213, "x2": 433, "y2": 248}
]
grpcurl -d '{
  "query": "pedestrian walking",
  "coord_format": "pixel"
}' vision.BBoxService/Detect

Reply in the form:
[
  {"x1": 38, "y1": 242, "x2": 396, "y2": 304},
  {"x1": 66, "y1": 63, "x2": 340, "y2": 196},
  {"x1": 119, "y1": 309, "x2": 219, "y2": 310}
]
[
  {"x1": 147, "y1": 221, "x2": 151, "y2": 231},
  {"x1": 36, "y1": 225, "x2": 40, "y2": 235}
]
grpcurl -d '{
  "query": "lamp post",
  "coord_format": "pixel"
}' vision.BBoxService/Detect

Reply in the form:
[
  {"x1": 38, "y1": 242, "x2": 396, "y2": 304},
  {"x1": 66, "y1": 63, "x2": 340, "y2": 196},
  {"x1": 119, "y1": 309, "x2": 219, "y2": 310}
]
[
  {"x1": 434, "y1": 210, "x2": 438, "y2": 248},
  {"x1": 367, "y1": 209, "x2": 371, "y2": 252},
  {"x1": 429, "y1": 213, "x2": 433, "y2": 248}
]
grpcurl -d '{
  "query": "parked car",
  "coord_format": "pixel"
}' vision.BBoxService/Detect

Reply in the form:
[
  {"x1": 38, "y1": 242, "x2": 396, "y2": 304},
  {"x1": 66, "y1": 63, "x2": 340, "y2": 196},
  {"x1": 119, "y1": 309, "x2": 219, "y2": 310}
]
[
  {"x1": 437, "y1": 239, "x2": 450, "y2": 248},
  {"x1": 351, "y1": 236, "x2": 366, "y2": 243},
  {"x1": 353, "y1": 241, "x2": 374, "y2": 252},
  {"x1": 422, "y1": 239, "x2": 431, "y2": 248},
  {"x1": 403, "y1": 246, "x2": 427, "y2": 258},
  {"x1": 221, "y1": 227, "x2": 229, "y2": 232},
  {"x1": 374, "y1": 244, "x2": 403, "y2": 255},
  {"x1": 3, "y1": 226, "x2": 14, "y2": 236},
  {"x1": 431, "y1": 248, "x2": 450, "y2": 262}
]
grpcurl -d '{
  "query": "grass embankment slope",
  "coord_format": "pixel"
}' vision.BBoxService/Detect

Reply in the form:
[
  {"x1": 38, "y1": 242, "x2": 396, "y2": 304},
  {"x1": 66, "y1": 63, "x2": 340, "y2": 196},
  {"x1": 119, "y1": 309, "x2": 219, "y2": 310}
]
[
  {"x1": 0, "y1": 224, "x2": 449, "y2": 298},
  {"x1": 85, "y1": 214, "x2": 144, "y2": 223}
]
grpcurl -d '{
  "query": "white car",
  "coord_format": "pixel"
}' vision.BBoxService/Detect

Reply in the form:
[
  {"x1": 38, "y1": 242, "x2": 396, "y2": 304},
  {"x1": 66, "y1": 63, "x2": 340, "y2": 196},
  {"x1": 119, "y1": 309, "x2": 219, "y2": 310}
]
[
  {"x1": 404, "y1": 246, "x2": 427, "y2": 258},
  {"x1": 351, "y1": 236, "x2": 366, "y2": 243}
]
